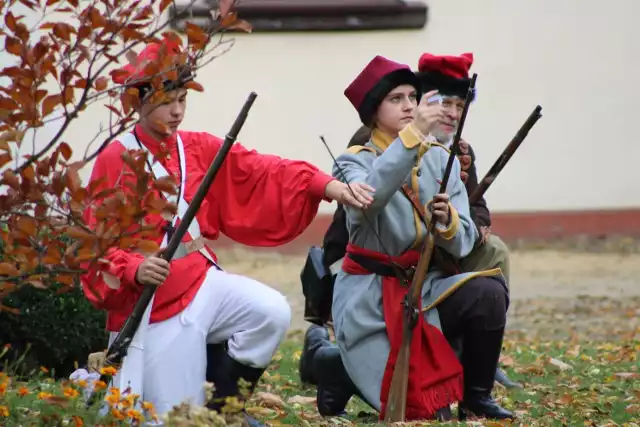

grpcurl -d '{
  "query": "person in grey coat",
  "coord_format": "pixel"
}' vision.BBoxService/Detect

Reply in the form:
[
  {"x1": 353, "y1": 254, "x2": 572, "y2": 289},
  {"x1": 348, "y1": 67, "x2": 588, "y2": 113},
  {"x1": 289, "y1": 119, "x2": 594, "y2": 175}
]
[{"x1": 300, "y1": 55, "x2": 514, "y2": 422}]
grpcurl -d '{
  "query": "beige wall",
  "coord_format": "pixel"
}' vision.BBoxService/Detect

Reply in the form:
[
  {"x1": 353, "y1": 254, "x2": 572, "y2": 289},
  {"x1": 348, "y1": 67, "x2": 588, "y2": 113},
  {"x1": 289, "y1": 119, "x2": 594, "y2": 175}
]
[{"x1": 6, "y1": 0, "x2": 640, "y2": 214}]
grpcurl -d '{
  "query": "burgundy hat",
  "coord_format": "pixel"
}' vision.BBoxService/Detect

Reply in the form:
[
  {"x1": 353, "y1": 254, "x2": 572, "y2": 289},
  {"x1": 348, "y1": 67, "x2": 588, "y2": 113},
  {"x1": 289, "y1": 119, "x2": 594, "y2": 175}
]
[
  {"x1": 345, "y1": 55, "x2": 421, "y2": 126},
  {"x1": 416, "y1": 52, "x2": 475, "y2": 101}
]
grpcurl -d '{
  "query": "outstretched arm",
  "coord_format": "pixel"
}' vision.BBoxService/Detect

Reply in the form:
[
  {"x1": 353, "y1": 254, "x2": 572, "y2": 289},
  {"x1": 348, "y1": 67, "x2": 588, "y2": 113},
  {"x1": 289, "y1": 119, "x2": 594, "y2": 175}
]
[
  {"x1": 200, "y1": 133, "x2": 368, "y2": 246},
  {"x1": 333, "y1": 124, "x2": 428, "y2": 223}
]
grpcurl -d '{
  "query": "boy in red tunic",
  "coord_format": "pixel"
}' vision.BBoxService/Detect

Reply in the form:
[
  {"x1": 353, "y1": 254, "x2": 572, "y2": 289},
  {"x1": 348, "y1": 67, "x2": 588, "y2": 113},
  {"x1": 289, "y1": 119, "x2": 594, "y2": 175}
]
[{"x1": 81, "y1": 38, "x2": 373, "y2": 426}]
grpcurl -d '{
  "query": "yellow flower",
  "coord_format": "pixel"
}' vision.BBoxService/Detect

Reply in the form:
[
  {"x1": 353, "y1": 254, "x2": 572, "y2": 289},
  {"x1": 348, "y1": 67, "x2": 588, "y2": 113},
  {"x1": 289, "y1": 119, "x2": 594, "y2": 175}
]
[
  {"x1": 93, "y1": 380, "x2": 107, "y2": 390},
  {"x1": 40, "y1": 366, "x2": 49, "y2": 373},
  {"x1": 0, "y1": 405, "x2": 9, "y2": 416},
  {"x1": 105, "y1": 394, "x2": 119, "y2": 407},
  {"x1": 0, "y1": 382, "x2": 7, "y2": 395},
  {"x1": 38, "y1": 391, "x2": 52, "y2": 400},
  {"x1": 99, "y1": 366, "x2": 117, "y2": 376},
  {"x1": 18, "y1": 386, "x2": 29, "y2": 396},
  {"x1": 142, "y1": 401, "x2": 154, "y2": 411},
  {"x1": 111, "y1": 408, "x2": 125, "y2": 420},
  {"x1": 75, "y1": 379, "x2": 88, "y2": 388},
  {"x1": 104, "y1": 387, "x2": 122, "y2": 407},
  {"x1": 63, "y1": 387, "x2": 80, "y2": 398},
  {"x1": 121, "y1": 393, "x2": 140, "y2": 408},
  {"x1": 127, "y1": 409, "x2": 143, "y2": 421},
  {"x1": 72, "y1": 415, "x2": 84, "y2": 427}
]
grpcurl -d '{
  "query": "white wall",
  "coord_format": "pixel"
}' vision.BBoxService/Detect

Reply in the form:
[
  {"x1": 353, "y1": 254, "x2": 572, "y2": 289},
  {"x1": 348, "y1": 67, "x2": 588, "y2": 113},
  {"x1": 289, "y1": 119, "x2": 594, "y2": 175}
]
[{"x1": 6, "y1": 0, "x2": 640, "y2": 214}]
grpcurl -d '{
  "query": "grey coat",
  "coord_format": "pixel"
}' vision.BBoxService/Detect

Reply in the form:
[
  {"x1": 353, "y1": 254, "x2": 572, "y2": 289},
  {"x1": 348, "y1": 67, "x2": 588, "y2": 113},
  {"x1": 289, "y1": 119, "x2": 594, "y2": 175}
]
[{"x1": 331, "y1": 126, "x2": 503, "y2": 410}]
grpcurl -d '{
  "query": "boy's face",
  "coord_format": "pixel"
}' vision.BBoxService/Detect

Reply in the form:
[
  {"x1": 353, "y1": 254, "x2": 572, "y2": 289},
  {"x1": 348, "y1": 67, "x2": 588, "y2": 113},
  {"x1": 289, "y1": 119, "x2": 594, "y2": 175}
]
[{"x1": 140, "y1": 88, "x2": 187, "y2": 137}]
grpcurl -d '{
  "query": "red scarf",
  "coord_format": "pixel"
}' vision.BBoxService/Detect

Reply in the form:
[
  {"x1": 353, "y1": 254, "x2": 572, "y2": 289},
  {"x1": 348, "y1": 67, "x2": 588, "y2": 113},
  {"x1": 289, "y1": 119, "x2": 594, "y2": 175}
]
[{"x1": 341, "y1": 243, "x2": 463, "y2": 421}]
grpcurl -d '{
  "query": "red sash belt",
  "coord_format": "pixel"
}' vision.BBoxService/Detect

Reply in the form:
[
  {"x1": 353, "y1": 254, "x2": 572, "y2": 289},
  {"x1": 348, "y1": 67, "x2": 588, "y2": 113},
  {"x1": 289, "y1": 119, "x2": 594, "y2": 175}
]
[{"x1": 342, "y1": 243, "x2": 463, "y2": 421}]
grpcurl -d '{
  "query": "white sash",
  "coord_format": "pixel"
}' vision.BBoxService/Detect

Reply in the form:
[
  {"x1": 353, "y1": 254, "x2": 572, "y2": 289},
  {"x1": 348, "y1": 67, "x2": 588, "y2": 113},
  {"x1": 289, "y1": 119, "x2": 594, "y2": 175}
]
[{"x1": 117, "y1": 132, "x2": 218, "y2": 266}]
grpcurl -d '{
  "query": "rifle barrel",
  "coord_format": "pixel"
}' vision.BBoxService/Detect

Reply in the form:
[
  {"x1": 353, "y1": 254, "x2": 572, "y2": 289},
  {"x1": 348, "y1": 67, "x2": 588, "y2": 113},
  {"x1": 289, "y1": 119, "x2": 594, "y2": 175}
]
[{"x1": 469, "y1": 105, "x2": 542, "y2": 204}]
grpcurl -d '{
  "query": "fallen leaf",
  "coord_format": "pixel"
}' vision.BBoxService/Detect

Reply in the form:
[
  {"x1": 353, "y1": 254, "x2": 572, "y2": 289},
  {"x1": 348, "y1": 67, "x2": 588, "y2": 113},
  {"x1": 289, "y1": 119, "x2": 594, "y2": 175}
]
[
  {"x1": 245, "y1": 406, "x2": 278, "y2": 417},
  {"x1": 499, "y1": 355, "x2": 515, "y2": 367},
  {"x1": 253, "y1": 391, "x2": 285, "y2": 409},
  {"x1": 287, "y1": 395, "x2": 316, "y2": 406},
  {"x1": 548, "y1": 357, "x2": 573, "y2": 371},
  {"x1": 615, "y1": 372, "x2": 640, "y2": 379}
]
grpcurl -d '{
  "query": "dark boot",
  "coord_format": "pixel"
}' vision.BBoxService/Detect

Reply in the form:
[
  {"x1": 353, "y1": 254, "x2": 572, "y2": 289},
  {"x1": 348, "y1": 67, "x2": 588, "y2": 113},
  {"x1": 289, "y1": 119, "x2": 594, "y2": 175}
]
[
  {"x1": 206, "y1": 342, "x2": 266, "y2": 427},
  {"x1": 313, "y1": 345, "x2": 359, "y2": 417},
  {"x1": 299, "y1": 324, "x2": 330, "y2": 385},
  {"x1": 434, "y1": 406, "x2": 452, "y2": 421},
  {"x1": 495, "y1": 367, "x2": 523, "y2": 389},
  {"x1": 458, "y1": 328, "x2": 515, "y2": 421}
]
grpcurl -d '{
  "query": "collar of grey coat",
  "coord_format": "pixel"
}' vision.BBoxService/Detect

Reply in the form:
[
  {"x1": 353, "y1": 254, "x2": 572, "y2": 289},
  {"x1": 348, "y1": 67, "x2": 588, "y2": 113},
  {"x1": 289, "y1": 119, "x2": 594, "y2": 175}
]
[
  {"x1": 369, "y1": 127, "x2": 396, "y2": 152},
  {"x1": 369, "y1": 126, "x2": 451, "y2": 155}
]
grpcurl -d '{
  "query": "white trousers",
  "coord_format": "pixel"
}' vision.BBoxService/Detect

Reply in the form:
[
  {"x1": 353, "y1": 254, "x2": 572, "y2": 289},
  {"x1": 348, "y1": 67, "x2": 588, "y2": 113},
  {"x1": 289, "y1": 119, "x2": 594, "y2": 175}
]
[{"x1": 109, "y1": 266, "x2": 292, "y2": 418}]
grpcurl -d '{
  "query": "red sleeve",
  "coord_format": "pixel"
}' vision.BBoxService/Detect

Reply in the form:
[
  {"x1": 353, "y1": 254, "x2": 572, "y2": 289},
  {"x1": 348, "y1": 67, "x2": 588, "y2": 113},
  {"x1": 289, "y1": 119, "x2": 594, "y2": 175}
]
[
  {"x1": 80, "y1": 144, "x2": 145, "y2": 311},
  {"x1": 204, "y1": 134, "x2": 335, "y2": 246}
]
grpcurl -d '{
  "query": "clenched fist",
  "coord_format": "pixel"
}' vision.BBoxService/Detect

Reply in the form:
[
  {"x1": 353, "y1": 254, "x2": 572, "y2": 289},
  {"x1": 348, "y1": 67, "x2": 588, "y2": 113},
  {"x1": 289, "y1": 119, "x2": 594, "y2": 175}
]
[
  {"x1": 413, "y1": 90, "x2": 446, "y2": 136},
  {"x1": 431, "y1": 193, "x2": 451, "y2": 226},
  {"x1": 135, "y1": 255, "x2": 170, "y2": 286}
]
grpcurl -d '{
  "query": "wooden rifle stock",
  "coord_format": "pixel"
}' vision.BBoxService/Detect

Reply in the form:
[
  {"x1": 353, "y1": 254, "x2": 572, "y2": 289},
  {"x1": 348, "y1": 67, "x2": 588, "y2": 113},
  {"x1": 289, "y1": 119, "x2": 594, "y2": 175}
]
[
  {"x1": 384, "y1": 74, "x2": 478, "y2": 422},
  {"x1": 469, "y1": 105, "x2": 542, "y2": 204},
  {"x1": 100, "y1": 92, "x2": 258, "y2": 375}
]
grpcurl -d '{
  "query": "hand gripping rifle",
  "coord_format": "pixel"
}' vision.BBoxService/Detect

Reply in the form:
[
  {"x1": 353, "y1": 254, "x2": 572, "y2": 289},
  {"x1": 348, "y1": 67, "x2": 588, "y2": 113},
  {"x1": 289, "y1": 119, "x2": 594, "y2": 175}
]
[
  {"x1": 469, "y1": 105, "x2": 542, "y2": 204},
  {"x1": 93, "y1": 92, "x2": 258, "y2": 388},
  {"x1": 384, "y1": 74, "x2": 478, "y2": 423}
]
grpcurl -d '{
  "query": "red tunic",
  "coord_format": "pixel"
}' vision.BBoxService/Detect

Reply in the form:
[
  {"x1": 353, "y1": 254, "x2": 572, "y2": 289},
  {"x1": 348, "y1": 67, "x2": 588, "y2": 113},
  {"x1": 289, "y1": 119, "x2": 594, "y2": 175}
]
[{"x1": 82, "y1": 124, "x2": 334, "y2": 332}]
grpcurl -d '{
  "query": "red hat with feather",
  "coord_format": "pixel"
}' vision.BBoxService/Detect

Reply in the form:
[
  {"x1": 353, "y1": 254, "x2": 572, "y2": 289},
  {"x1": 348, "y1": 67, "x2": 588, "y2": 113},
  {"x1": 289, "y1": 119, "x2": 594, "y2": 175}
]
[
  {"x1": 416, "y1": 52, "x2": 475, "y2": 101},
  {"x1": 111, "y1": 34, "x2": 193, "y2": 100}
]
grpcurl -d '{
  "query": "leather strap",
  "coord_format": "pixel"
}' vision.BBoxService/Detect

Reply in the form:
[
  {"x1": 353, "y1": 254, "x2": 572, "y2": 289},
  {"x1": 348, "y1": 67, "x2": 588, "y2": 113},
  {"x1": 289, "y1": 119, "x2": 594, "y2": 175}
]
[{"x1": 401, "y1": 184, "x2": 428, "y2": 223}]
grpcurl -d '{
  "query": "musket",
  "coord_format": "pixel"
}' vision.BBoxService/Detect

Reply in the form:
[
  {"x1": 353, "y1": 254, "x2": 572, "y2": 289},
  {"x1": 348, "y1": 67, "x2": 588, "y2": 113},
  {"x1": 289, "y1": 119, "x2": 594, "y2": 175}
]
[
  {"x1": 469, "y1": 105, "x2": 542, "y2": 204},
  {"x1": 384, "y1": 74, "x2": 478, "y2": 423},
  {"x1": 95, "y1": 91, "x2": 258, "y2": 384}
]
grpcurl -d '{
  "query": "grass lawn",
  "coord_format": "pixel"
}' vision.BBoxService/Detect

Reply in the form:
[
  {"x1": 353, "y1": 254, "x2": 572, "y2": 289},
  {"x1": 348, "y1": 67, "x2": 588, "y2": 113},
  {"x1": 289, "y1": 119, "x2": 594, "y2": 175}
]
[
  {"x1": 247, "y1": 330, "x2": 640, "y2": 426},
  {"x1": 2, "y1": 248, "x2": 640, "y2": 425}
]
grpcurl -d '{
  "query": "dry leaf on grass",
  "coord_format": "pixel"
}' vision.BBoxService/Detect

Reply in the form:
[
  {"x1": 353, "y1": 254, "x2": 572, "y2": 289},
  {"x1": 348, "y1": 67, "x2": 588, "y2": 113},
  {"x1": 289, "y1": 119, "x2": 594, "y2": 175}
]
[
  {"x1": 547, "y1": 357, "x2": 573, "y2": 371},
  {"x1": 253, "y1": 391, "x2": 286, "y2": 409},
  {"x1": 287, "y1": 395, "x2": 316, "y2": 406}
]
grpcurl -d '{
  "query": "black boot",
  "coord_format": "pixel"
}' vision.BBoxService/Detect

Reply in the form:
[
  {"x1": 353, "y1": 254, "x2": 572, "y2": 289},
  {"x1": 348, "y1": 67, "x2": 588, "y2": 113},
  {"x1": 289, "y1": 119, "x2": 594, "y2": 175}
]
[
  {"x1": 299, "y1": 324, "x2": 330, "y2": 385},
  {"x1": 313, "y1": 345, "x2": 360, "y2": 417},
  {"x1": 458, "y1": 328, "x2": 515, "y2": 421},
  {"x1": 434, "y1": 406, "x2": 452, "y2": 421},
  {"x1": 495, "y1": 367, "x2": 523, "y2": 389},
  {"x1": 205, "y1": 342, "x2": 266, "y2": 427}
]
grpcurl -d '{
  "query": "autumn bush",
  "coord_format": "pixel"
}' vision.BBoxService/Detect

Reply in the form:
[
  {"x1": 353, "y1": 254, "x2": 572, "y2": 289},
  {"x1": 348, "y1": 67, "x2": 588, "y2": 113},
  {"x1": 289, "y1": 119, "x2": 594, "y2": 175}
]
[{"x1": 0, "y1": 0, "x2": 250, "y2": 303}]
